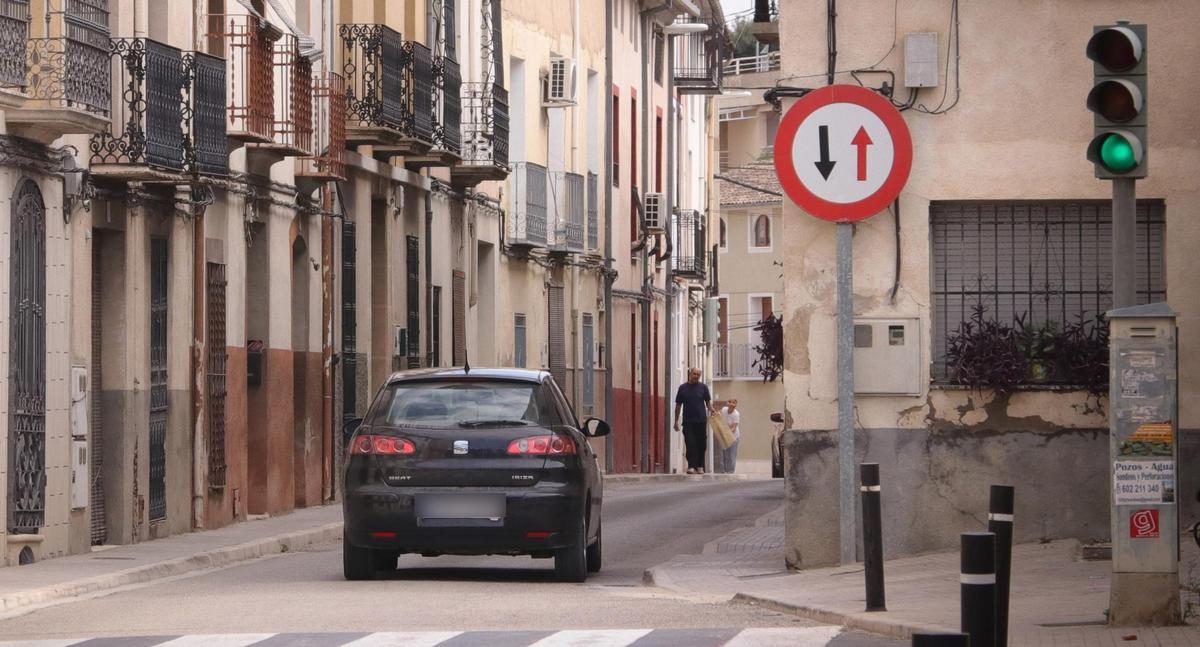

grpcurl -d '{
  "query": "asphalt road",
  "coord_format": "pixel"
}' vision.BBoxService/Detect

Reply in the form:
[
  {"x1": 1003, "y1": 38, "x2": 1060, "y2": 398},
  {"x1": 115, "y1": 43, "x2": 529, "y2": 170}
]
[{"x1": 0, "y1": 479, "x2": 902, "y2": 646}]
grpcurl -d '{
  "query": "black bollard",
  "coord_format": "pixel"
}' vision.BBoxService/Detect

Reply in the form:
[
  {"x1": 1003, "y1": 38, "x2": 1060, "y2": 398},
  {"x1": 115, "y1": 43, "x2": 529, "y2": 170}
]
[
  {"x1": 988, "y1": 485, "x2": 1015, "y2": 647},
  {"x1": 961, "y1": 531, "x2": 997, "y2": 647},
  {"x1": 860, "y1": 463, "x2": 886, "y2": 611},
  {"x1": 911, "y1": 633, "x2": 970, "y2": 647}
]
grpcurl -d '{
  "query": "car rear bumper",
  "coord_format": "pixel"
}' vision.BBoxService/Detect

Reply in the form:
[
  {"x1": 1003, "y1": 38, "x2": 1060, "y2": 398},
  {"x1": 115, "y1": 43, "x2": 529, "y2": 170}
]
[{"x1": 343, "y1": 482, "x2": 587, "y2": 555}]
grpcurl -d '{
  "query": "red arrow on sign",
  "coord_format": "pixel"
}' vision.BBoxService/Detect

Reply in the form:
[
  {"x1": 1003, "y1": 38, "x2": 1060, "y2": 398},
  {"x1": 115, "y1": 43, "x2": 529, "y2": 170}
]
[{"x1": 851, "y1": 127, "x2": 873, "y2": 182}]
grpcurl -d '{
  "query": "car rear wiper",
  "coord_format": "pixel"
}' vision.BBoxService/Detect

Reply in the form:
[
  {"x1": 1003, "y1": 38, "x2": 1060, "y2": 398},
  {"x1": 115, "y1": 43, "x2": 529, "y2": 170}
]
[{"x1": 457, "y1": 419, "x2": 532, "y2": 428}]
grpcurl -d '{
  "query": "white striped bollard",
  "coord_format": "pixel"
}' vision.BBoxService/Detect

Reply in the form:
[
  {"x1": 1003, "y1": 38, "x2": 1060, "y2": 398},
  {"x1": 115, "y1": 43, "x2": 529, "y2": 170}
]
[
  {"x1": 961, "y1": 531, "x2": 997, "y2": 647},
  {"x1": 988, "y1": 485, "x2": 1014, "y2": 647},
  {"x1": 860, "y1": 463, "x2": 885, "y2": 611}
]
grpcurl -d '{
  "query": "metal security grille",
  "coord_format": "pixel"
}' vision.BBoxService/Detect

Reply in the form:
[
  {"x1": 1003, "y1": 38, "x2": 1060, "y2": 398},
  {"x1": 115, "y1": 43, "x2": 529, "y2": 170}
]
[
  {"x1": 406, "y1": 235, "x2": 421, "y2": 368},
  {"x1": 452, "y1": 270, "x2": 466, "y2": 365},
  {"x1": 548, "y1": 284, "x2": 566, "y2": 389},
  {"x1": 8, "y1": 179, "x2": 46, "y2": 533},
  {"x1": 586, "y1": 172, "x2": 598, "y2": 251},
  {"x1": 148, "y1": 238, "x2": 168, "y2": 521},
  {"x1": 582, "y1": 313, "x2": 594, "y2": 415},
  {"x1": 431, "y1": 286, "x2": 442, "y2": 367},
  {"x1": 341, "y1": 221, "x2": 357, "y2": 416},
  {"x1": 931, "y1": 200, "x2": 1166, "y2": 380},
  {"x1": 206, "y1": 263, "x2": 227, "y2": 488},
  {"x1": 514, "y1": 314, "x2": 526, "y2": 368},
  {"x1": 0, "y1": 0, "x2": 29, "y2": 88},
  {"x1": 90, "y1": 240, "x2": 105, "y2": 544}
]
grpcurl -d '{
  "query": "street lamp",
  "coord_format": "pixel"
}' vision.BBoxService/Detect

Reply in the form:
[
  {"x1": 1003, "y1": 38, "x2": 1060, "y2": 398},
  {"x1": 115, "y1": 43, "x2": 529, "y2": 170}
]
[{"x1": 663, "y1": 22, "x2": 708, "y2": 35}]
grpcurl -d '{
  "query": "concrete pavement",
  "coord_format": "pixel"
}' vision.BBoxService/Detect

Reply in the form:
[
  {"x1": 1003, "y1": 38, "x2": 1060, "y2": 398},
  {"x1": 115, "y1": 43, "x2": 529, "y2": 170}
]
[{"x1": 645, "y1": 506, "x2": 1200, "y2": 646}]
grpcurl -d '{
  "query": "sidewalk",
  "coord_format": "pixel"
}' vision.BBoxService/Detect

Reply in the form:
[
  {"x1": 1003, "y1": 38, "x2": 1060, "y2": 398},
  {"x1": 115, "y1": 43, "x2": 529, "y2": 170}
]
[{"x1": 646, "y1": 507, "x2": 1200, "y2": 646}]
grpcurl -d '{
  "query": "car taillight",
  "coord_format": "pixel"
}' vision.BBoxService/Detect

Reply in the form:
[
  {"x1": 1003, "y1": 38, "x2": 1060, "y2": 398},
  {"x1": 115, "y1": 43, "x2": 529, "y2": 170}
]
[
  {"x1": 507, "y1": 434, "x2": 576, "y2": 455},
  {"x1": 350, "y1": 434, "x2": 416, "y2": 455}
]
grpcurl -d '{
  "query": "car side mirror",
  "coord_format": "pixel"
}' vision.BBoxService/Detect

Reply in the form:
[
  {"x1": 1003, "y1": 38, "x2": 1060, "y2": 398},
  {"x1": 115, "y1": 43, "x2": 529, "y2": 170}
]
[
  {"x1": 770, "y1": 412, "x2": 783, "y2": 423},
  {"x1": 583, "y1": 418, "x2": 611, "y2": 438},
  {"x1": 342, "y1": 416, "x2": 363, "y2": 448}
]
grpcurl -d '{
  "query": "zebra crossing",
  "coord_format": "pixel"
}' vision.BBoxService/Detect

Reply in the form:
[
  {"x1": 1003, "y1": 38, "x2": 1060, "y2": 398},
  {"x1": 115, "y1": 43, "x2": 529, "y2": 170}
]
[{"x1": 0, "y1": 627, "x2": 877, "y2": 647}]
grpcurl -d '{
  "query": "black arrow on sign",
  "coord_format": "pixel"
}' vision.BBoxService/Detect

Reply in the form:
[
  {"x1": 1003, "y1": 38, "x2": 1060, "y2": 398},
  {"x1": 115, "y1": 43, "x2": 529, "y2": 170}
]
[{"x1": 814, "y1": 125, "x2": 836, "y2": 180}]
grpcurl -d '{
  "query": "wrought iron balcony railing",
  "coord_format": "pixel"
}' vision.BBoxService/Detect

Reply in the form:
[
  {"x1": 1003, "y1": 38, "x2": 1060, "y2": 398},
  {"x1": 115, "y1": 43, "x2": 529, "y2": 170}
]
[
  {"x1": 548, "y1": 171, "x2": 585, "y2": 254},
  {"x1": 675, "y1": 208, "x2": 707, "y2": 281},
  {"x1": 674, "y1": 15, "x2": 725, "y2": 95},
  {"x1": 269, "y1": 32, "x2": 312, "y2": 156},
  {"x1": 0, "y1": 0, "x2": 29, "y2": 88},
  {"x1": 432, "y1": 55, "x2": 461, "y2": 155},
  {"x1": 0, "y1": 0, "x2": 110, "y2": 118},
  {"x1": 297, "y1": 71, "x2": 346, "y2": 182},
  {"x1": 460, "y1": 81, "x2": 509, "y2": 169},
  {"x1": 510, "y1": 161, "x2": 547, "y2": 248},
  {"x1": 212, "y1": 13, "x2": 278, "y2": 143},
  {"x1": 340, "y1": 24, "x2": 435, "y2": 150},
  {"x1": 90, "y1": 39, "x2": 228, "y2": 176}
]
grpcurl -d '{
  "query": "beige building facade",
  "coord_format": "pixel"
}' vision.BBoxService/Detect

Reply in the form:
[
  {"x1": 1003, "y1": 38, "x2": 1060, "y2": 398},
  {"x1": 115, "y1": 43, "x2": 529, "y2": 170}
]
[{"x1": 775, "y1": 0, "x2": 1200, "y2": 567}]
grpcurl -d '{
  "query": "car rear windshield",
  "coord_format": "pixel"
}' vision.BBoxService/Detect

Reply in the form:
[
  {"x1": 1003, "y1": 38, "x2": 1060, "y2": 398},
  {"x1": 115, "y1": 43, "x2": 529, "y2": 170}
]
[{"x1": 369, "y1": 380, "x2": 551, "y2": 429}]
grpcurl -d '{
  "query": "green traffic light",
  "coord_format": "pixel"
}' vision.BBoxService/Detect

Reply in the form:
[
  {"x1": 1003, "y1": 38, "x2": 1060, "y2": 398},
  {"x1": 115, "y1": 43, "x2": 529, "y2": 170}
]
[{"x1": 1099, "y1": 133, "x2": 1137, "y2": 172}]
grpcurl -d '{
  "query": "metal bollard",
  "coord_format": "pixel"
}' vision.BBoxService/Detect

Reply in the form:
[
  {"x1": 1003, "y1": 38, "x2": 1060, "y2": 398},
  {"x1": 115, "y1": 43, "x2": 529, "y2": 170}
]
[
  {"x1": 860, "y1": 463, "x2": 886, "y2": 611},
  {"x1": 961, "y1": 531, "x2": 997, "y2": 647},
  {"x1": 912, "y1": 633, "x2": 970, "y2": 647},
  {"x1": 988, "y1": 485, "x2": 1015, "y2": 647}
]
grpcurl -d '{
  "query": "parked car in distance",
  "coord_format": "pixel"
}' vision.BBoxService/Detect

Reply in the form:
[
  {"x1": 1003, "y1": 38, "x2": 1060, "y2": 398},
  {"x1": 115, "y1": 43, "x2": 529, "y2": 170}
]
[
  {"x1": 341, "y1": 368, "x2": 610, "y2": 582},
  {"x1": 770, "y1": 412, "x2": 784, "y2": 479}
]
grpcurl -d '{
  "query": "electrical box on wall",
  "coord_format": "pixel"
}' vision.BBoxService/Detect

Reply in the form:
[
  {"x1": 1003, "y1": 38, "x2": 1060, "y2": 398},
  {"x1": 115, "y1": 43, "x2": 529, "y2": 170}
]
[
  {"x1": 70, "y1": 438, "x2": 87, "y2": 510},
  {"x1": 904, "y1": 32, "x2": 939, "y2": 88},
  {"x1": 853, "y1": 318, "x2": 922, "y2": 395}
]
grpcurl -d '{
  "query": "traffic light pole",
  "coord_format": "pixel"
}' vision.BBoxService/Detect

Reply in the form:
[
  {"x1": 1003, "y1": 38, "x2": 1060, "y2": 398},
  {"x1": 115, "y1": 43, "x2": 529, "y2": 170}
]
[
  {"x1": 1112, "y1": 177, "x2": 1136, "y2": 309},
  {"x1": 837, "y1": 222, "x2": 856, "y2": 565}
]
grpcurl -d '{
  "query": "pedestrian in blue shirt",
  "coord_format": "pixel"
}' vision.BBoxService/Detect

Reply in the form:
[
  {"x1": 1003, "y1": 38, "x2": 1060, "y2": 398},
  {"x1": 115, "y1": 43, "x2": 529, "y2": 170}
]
[{"x1": 673, "y1": 367, "x2": 714, "y2": 474}]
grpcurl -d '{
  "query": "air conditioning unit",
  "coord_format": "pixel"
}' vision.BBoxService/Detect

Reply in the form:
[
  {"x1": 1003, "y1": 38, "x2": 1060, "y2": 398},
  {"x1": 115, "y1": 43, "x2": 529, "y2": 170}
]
[
  {"x1": 543, "y1": 56, "x2": 577, "y2": 105},
  {"x1": 643, "y1": 191, "x2": 665, "y2": 233}
]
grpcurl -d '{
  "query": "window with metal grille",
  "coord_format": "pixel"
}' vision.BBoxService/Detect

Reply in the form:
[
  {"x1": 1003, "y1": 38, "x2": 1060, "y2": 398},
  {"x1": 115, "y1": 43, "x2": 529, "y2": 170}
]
[
  {"x1": 206, "y1": 263, "x2": 227, "y2": 488},
  {"x1": 548, "y1": 284, "x2": 566, "y2": 389},
  {"x1": 149, "y1": 238, "x2": 168, "y2": 522},
  {"x1": 342, "y1": 221, "x2": 357, "y2": 416},
  {"x1": 582, "y1": 313, "x2": 594, "y2": 415},
  {"x1": 514, "y1": 313, "x2": 527, "y2": 368},
  {"x1": 931, "y1": 200, "x2": 1166, "y2": 381},
  {"x1": 406, "y1": 235, "x2": 421, "y2": 368},
  {"x1": 452, "y1": 270, "x2": 466, "y2": 365},
  {"x1": 431, "y1": 285, "x2": 442, "y2": 367}
]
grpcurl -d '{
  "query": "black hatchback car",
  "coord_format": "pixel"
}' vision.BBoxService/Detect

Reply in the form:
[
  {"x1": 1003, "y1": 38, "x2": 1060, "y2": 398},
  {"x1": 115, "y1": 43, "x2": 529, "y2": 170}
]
[{"x1": 341, "y1": 368, "x2": 610, "y2": 582}]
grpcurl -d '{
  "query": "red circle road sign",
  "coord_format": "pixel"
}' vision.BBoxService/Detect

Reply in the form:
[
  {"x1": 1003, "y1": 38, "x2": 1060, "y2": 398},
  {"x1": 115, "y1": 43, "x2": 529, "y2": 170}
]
[{"x1": 773, "y1": 85, "x2": 913, "y2": 222}]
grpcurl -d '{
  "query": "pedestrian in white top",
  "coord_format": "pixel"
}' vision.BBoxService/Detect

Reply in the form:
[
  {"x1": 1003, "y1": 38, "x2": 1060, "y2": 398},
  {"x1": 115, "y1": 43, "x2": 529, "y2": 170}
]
[{"x1": 719, "y1": 399, "x2": 740, "y2": 474}]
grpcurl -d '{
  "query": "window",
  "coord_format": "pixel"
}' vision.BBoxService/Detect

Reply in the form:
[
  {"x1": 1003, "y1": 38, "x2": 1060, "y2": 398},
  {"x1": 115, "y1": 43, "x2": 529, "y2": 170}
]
[
  {"x1": 751, "y1": 214, "x2": 772, "y2": 249},
  {"x1": 630, "y1": 94, "x2": 638, "y2": 241},
  {"x1": 612, "y1": 93, "x2": 619, "y2": 186},
  {"x1": 654, "y1": 30, "x2": 665, "y2": 84},
  {"x1": 719, "y1": 217, "x2": 727, "y2": 250},
  {"x1": 718, "y1": 297, "x2": 728, "y2": 345},
  {"x1": 431, "y1": 286, "x2": 442, "y2": 367},
  {"x1": 370, "y1": 380, "x2": 550, "y2": 429},
  {"x1": 751, "y1": 295, "x2": 774, "y2": 324},
  {"x1": 655, "y1": 114, "x2": 663, "y2": 191},
  {"x1": 514, "y1": 313, "x2": 527, "y2": 368},
  {"x1": 931, "y1": 200, "x2": 1166, "y2": 381}
]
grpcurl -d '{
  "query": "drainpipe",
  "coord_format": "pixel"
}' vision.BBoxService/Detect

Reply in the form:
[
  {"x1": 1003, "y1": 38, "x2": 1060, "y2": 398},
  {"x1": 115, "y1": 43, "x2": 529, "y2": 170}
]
[
  {"x1": 321, "y1": 186, "x2": 334, "y2": 502},
  {"x1": 662, "y1": 31, "x2": 676, "y2": 473},
  {"x1": 425, "y1": 181, "x2": 434, "y2": 367},
  {"x1": 639, "y1": 10, "x2": 650, "y2": 473},
  {"x1": 602, "y1": 0, "x2": 614, "y2": 472}
]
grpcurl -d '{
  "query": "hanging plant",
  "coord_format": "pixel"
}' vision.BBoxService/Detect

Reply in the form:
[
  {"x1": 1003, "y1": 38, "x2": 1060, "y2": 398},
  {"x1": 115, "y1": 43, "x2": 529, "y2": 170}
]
[{"x1": 752, "y1": 314, "x2": 784, "y2": 383}]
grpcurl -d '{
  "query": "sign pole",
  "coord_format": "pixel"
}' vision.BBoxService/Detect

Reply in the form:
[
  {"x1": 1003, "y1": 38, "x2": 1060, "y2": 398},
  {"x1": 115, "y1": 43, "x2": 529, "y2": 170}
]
[{"x1": 837, "y1": 221, "x2": 856, "y2": 565}]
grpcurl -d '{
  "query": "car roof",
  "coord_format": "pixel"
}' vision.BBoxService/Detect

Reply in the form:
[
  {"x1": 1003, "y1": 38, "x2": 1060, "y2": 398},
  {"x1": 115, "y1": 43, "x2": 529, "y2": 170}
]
[{"x1": 385, "y1": 367, "x2": 548, "y2": 385}]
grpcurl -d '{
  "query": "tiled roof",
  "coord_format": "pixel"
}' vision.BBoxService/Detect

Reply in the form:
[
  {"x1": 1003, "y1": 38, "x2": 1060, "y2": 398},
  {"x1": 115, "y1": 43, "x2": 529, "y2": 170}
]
[{"x1": 718, "y1": 162, "x2": 783, "y2": 206}]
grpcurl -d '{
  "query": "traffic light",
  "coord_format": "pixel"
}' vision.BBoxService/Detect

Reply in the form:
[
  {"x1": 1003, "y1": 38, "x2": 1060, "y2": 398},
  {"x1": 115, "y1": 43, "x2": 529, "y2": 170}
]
[{"x1": 1086, "y1": 23, "x2": 1147, "y2": 178}]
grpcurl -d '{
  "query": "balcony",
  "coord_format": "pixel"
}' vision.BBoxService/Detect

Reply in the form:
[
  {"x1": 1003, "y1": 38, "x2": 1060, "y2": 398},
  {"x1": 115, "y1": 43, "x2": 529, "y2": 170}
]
[
  {"x1": 211, "y1": 13, "x2": 278, "y2": 144},
  {"x1": 257, "y1": 33, "x2": 313, "y2": 157},
  {"x1": 451, "y1": 81, "x2": 509, "y2": 185},
  {"x1": 509, "y1": 161, "x2": 547, "y2": 249},
  {"x1": 715, "y1": 343, "x2": 758, "y2": 380},
  {"x1": 1, "y1": 0, "x2": 111, "y2": 142},
  {"x1": 90, "y1": 40, "x2": 228, "y2": 180},
  {"x1": 749, "y1": 0, "x2": 779, "y2": 45},
  {"x1": 723, "y1": 51, "x2": 780, "y2": 77},
  {"x1": 409, "y1": 54, "x2": 462, "y2": 167},
  {"x1": 675, "y1": 209, "x2": 707, "y2": 281},
  {"x1": 548, "y1": 171, "x2": 584, "y2": 255},
  {"x1": 340, "y1": 24, "x2": 434, "y2": 156},
  {"x1": 674, "y1": 16, "x2": 725, "y2": 95},
  {"x1": 586, "y1": 172, "x2": 599, "y2": 253},
  {"x1": 296, "y1": 71, "x2": 346, "y2": 184}
]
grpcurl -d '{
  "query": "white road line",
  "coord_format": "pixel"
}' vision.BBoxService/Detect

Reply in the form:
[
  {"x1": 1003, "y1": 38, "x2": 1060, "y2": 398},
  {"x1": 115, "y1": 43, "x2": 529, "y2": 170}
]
[
  {"x1": 340, "y1": 632, "x2": 464, "y2": 647},
  {"x1": 527, "y1": 629, "x2": 652, "y2": 647},
  {"x1": 155, "y1": 634, "x2": 277, "y2": 647},
  {"x1": 724, "y1": 627, "x2": 844, "y2": 647}
]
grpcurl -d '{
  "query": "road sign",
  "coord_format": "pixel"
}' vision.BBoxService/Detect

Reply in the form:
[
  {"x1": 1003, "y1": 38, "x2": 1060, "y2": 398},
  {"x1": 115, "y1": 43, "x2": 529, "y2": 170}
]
[{"x1": 774, "y1": 85, "x2": 913, "y2": 222}]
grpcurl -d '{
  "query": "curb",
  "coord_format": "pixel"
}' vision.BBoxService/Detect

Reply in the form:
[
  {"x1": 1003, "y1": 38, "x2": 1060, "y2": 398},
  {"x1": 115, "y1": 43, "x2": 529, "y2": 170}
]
[
  {"x1": 732, "y1": 592, "x2": 957, "y2": 641},
  {"x1": 603, "y1": 473, "x2": 749, "y2": 484},
  {"x1": 0, "y1": 521, "x2": 344, "y2": 613}
]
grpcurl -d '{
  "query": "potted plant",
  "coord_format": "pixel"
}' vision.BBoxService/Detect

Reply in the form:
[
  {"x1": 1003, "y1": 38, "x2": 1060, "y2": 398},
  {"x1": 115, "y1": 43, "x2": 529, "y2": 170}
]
[{"x1": 1016, "y1": 316, "x2": 1058, "y2": 384}]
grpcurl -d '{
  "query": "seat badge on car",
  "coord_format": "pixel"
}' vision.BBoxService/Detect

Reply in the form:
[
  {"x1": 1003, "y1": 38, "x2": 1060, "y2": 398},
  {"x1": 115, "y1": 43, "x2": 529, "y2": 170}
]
[{"x1": 453, "y1": 440, "x2": 469, "y2": 455}]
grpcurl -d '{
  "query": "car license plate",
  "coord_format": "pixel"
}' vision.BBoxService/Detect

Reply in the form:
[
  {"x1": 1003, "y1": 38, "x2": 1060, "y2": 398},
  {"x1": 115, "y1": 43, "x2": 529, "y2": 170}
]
[{"x1": 415, "y1": 493, "x2": 505, "y2": 520}]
